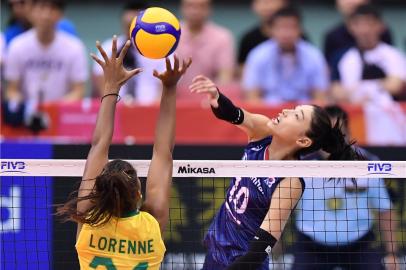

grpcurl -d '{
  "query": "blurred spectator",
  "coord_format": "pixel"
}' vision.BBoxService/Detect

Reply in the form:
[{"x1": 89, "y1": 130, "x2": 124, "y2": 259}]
[
  {"x1": 331, "y1": 5, "x2": 406, "y2": 104},
  {"x1": 242, "y1": 7, "x2": 328, "y2": 104},
  {"x1": 238, "y1": 0, "x2": 288, "y2": 67},
  {"x1": 293, "y1": 105, "x2": 400, "y2": 270},
  {"x1": 176, "y1": 0, "x2": 235, "y2": 91},
  {"x1": 4, "y1": 0, "x2": 88, "y2": 125},
  {"x1": 0, "y1": 33, "x2": 5, "y2": 93},
  {"x1": 0, "y1": 33, "x2": 5, "y2": 67},
  {"x1": 5, "y1": 0, "x2": 32, "y2": 46},
  {"x1": 5, "y1": 0, "x2": 78, "y2": 47},
  {"x1": 324, "y1": 0, "x2": 393, "y2": 74},
  {"x1": 93, "y1": 0, "x2": 164, "y2": 104}
]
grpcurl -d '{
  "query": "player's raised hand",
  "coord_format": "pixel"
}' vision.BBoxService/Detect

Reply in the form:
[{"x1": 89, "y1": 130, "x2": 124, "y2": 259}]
[
  {"x1": 189, "y1": 75, "x2": 220, "y2": 107},
  {"x1": 153, "y1": 55, "x2": 192, "y2": 88},
  {"x1": 91, "y1": 35, "x2": 142, "y2": 94}
]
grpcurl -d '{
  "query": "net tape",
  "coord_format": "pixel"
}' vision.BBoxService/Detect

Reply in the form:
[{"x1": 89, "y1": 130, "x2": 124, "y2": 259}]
[{"x1": 1, "y1": 159, "x2": 405, "y2": 178}]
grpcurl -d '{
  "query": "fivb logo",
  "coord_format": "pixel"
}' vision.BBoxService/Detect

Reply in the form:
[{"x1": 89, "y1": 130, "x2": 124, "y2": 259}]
[
  {"x1": 367, "y1": 162, "x2": 393, "y2": 175},
  {"x1": 155, "y1": 24, "x2": 166, "y2": 33},
  {"x1": 1, "y1": 161, "x2": 26, "y2": 173}
]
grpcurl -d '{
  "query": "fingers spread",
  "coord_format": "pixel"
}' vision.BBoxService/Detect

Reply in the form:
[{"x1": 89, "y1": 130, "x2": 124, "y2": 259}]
[
  {"x1": 180, "y1": 57, "x2": 192, "y2": 74},
  {"x1": 152, "y1": 69, "x2": 160, "y2": 79},
  {"x1": 173, "y1": 54, "x2": 179, "y2": 72},
  {"x1": 129, "y1": 68, "x2": 142, "y2": 78},
  {"x1": 191, "y1": 75, "x2": 207, "y2": 83},
  {"x1": 90, "y1": 53, "x2": 105, "y2": 68},
  {"x1": 189, "y1": 81, "x2": 207, "y2": 92},
  {"x1": 118, "y1": 40, "x2": 131, "y2": 64},
  {"x1": 96, "y1": 41, "x2": 109, "y2": 63},
  {"x1": 112, "y1": 35, "x2": 118, "y2": 58},
  {"x1": 165, "y1": 57, "x2": 171, "y2": 72}
]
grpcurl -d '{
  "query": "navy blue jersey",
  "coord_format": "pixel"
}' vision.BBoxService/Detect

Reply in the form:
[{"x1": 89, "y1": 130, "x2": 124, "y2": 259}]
[{"x1": 203, "y1": 136, "x2": 305, "y2": 270}]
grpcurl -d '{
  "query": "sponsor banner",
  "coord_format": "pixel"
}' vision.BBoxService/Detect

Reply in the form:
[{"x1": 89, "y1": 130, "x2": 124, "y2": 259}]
[{"x1": 3, "y1": 101, "x2": 406, "y2": 145}]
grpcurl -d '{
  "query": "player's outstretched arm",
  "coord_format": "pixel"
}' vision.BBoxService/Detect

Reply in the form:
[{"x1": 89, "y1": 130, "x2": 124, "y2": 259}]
[
  {"x1": 77, "y1": 37, "x2": 141, "y2": 232},
  {"x1": 189, "y1": 75, "x2": 272, "y2": 142},
  {"x1": 226, "y1": 177, "x2": 303, "y2": 270},
  {"x1": 142, "y1": 55, "x2": 191, "y2": 233}
]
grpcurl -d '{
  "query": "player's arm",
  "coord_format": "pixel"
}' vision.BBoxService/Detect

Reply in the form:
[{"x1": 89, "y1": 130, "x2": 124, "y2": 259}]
[
  {"x1": 381, "y1": 76, "x2": 404, "y2": 95},
  {"x1": 378, "y1": 209, "x2": 400, "y2": 268},
  {"x1": 226, "y1": 177, "x2": 303, "y2": 270},
  {"x1": 190, "y1": 75, "x2": 272, "y2": 142},
  {"x1": 5, "y1": 80, "x2": 23, "y2": 102},
  {"x1": 142, "y1": 56, "x2": 191, "y2": 233},
  {"x1": 76, "y1": 37, "x2": 141, "y2": 236}
]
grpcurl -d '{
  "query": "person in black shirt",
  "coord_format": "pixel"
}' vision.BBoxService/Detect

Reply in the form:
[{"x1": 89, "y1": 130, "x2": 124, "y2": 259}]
[
  {"x1": 237, "y1": 0, "x2": 288, "y2": 70},
  {"x1": 324, "y1": 0, "x2": 393, "y2": 76}
]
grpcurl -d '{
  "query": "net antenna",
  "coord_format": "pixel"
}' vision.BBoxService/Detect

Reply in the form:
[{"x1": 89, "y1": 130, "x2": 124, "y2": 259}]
[{"x1": 1, "y1": 159, "x2": 405, "y2": 178}]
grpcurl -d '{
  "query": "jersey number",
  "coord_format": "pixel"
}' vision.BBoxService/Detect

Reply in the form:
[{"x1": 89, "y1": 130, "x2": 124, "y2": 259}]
[
  {"x1": 226, "y1": 177, "x2": 249, "y2": 224},
  {"x1": 90, "y1": 256, "x2": 148, "y2": 269}
]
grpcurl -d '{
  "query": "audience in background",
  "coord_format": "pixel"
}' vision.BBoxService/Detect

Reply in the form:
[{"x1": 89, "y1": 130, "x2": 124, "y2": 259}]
[
  {"x1": 293, "y1": 105, "x2": 400, "y2": 270},
  {"x1": 331, "y1": 5, "x2": 406, "y2": 104},
  {"x1": 238, "y1": 0, "x2": 288, "y2": 67},
  {"x1": 93, "y1": 0, "x2": 164, "y2": 104},
  {"x1": 5, "y1": 0, "x2": 32, "y2": 46},
  {"x1": 242, "y1": 7, "x2": 328, "y2": 104},
  {"x1": 0, "y1": 33, "x2": 5, "y2": 68},
  {"x1": 324, "y1": 0, "x2": 393, "y2": 74},
  {"x1": 176, "y1": 0, "x2": 235, "y2": 93},
  {"x1": 0, "y1": 33, "x2": 5, "y2": 93},
  {"x1": 4, "y1": 0, "x2": 88, "y2": 127},
  {"x1": 5, "y1": 0, "x2": 77, "y2": 47}
]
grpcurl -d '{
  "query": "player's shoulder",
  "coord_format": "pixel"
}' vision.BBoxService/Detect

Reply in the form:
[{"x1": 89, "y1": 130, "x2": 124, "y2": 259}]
[
  {"x1": 56, "y1": 31, "x2": 86, "y2": 51},
  {"x1": 338, "y1": 47, "x2": 359, "y2": 65},
  {"x1": 8, "y1": 29, "x2": 35, "y2": 51},
  {"x1": 298, "y1": 40, "x2": 324, "y2": 59},
  {"x1": 206, "y1": 22, "x2": 233, "y2": 40},
  {"x1": 139, "y1": 211, "x2": 160, "y2": 226},
  {"x1": 247, "y1": 39, "x2": 276, "y2": 61},
  {"x1": 375, "y1": 43, "x2": 405, "y2": 58}
]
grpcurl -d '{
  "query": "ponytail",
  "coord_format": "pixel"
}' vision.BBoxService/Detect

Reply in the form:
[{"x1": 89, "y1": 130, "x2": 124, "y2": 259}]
[
  {"x1": 56, "y1": 160, "x2": 141, "y2": 227},
  {"x1": 296, "y1": 106, "x2": 363, "y2": 161},
  {"x1": 320, "y1": 118, "x2": 362, "y2": 161}
]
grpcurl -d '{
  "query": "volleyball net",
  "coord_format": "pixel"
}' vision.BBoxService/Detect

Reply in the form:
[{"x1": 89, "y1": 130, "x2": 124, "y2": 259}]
[{"x1": 1, "y1": 159, "x2": 406, "y2": 270}]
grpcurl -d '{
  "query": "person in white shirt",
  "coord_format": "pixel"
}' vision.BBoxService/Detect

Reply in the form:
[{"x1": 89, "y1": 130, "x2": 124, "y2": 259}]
[
  {"x1": 331, "y1": 4, "x2": 406, "y2": 105},
  {"x1": 5, "y1": 0, "x2": 88, "y2": 106},
  {"x1": 0, "y1": 33, "x2": 5, "y2": 65},
  {"x1": 93, "y1": 0, "x2": 165, "y2": 105},
  {"x1": 0, "y1": 33, "x2": 5, "y2": 94}
]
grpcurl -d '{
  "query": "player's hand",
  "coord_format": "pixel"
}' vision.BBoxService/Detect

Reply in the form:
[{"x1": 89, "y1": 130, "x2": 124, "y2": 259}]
[
  {"x1": 383, "y1": 254, "x2": 400, "y2": 270},
  {"x1": 153, "y1": 55, "x2": 192, "y2": 88},
  {"x1": 189, "y1": 75, "x2": 219, "y2": 108},
  {"x1": 91, "y1": 36, "x2": 142, "y2": 94}
]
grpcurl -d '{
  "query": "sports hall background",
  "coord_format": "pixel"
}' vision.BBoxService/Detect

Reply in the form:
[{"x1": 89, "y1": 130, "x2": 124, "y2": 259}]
[{"x1": 1, "y1": 0, "x2": 406, "y2": 269}]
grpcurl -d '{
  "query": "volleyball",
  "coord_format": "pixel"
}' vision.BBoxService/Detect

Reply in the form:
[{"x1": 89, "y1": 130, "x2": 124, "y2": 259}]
[{"x1": 129, "y1": 7, "x2": 181, "y2": 59}]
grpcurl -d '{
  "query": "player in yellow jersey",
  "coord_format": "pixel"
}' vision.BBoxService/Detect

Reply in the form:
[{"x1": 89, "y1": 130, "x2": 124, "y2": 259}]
[{"x1": 57, "y1": 36, "x2": 191, "y2": 270}]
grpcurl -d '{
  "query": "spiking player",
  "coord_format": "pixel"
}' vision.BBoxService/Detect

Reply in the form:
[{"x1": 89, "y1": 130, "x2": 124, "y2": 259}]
[{"x1": 190, "y1": 75, "x2": 361, "y2": 270}]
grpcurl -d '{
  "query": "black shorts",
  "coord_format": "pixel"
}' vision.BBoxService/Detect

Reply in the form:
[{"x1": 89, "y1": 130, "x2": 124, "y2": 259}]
[{"x1": 291, "y1": 230, "x2": 384, "y2": 270}]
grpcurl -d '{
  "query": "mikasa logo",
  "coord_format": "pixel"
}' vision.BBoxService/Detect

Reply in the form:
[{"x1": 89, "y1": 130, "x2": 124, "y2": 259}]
[
  {"x1": 155, "y1": 24, "x2": 166, "y2": 32},
  {"x1": 178, "y1": 164, "x2": 216, "y2": 174}
]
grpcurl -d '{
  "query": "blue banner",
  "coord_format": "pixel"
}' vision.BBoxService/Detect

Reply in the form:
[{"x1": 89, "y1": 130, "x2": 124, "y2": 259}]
[{"x1": 1, "y1": 143, "x2": 53, "y2": 270}]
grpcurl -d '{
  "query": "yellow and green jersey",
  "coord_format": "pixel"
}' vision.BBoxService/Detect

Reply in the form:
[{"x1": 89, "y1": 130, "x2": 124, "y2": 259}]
[{"x1": 76, "y1": 210, "x2": 165, "y2": 270}]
